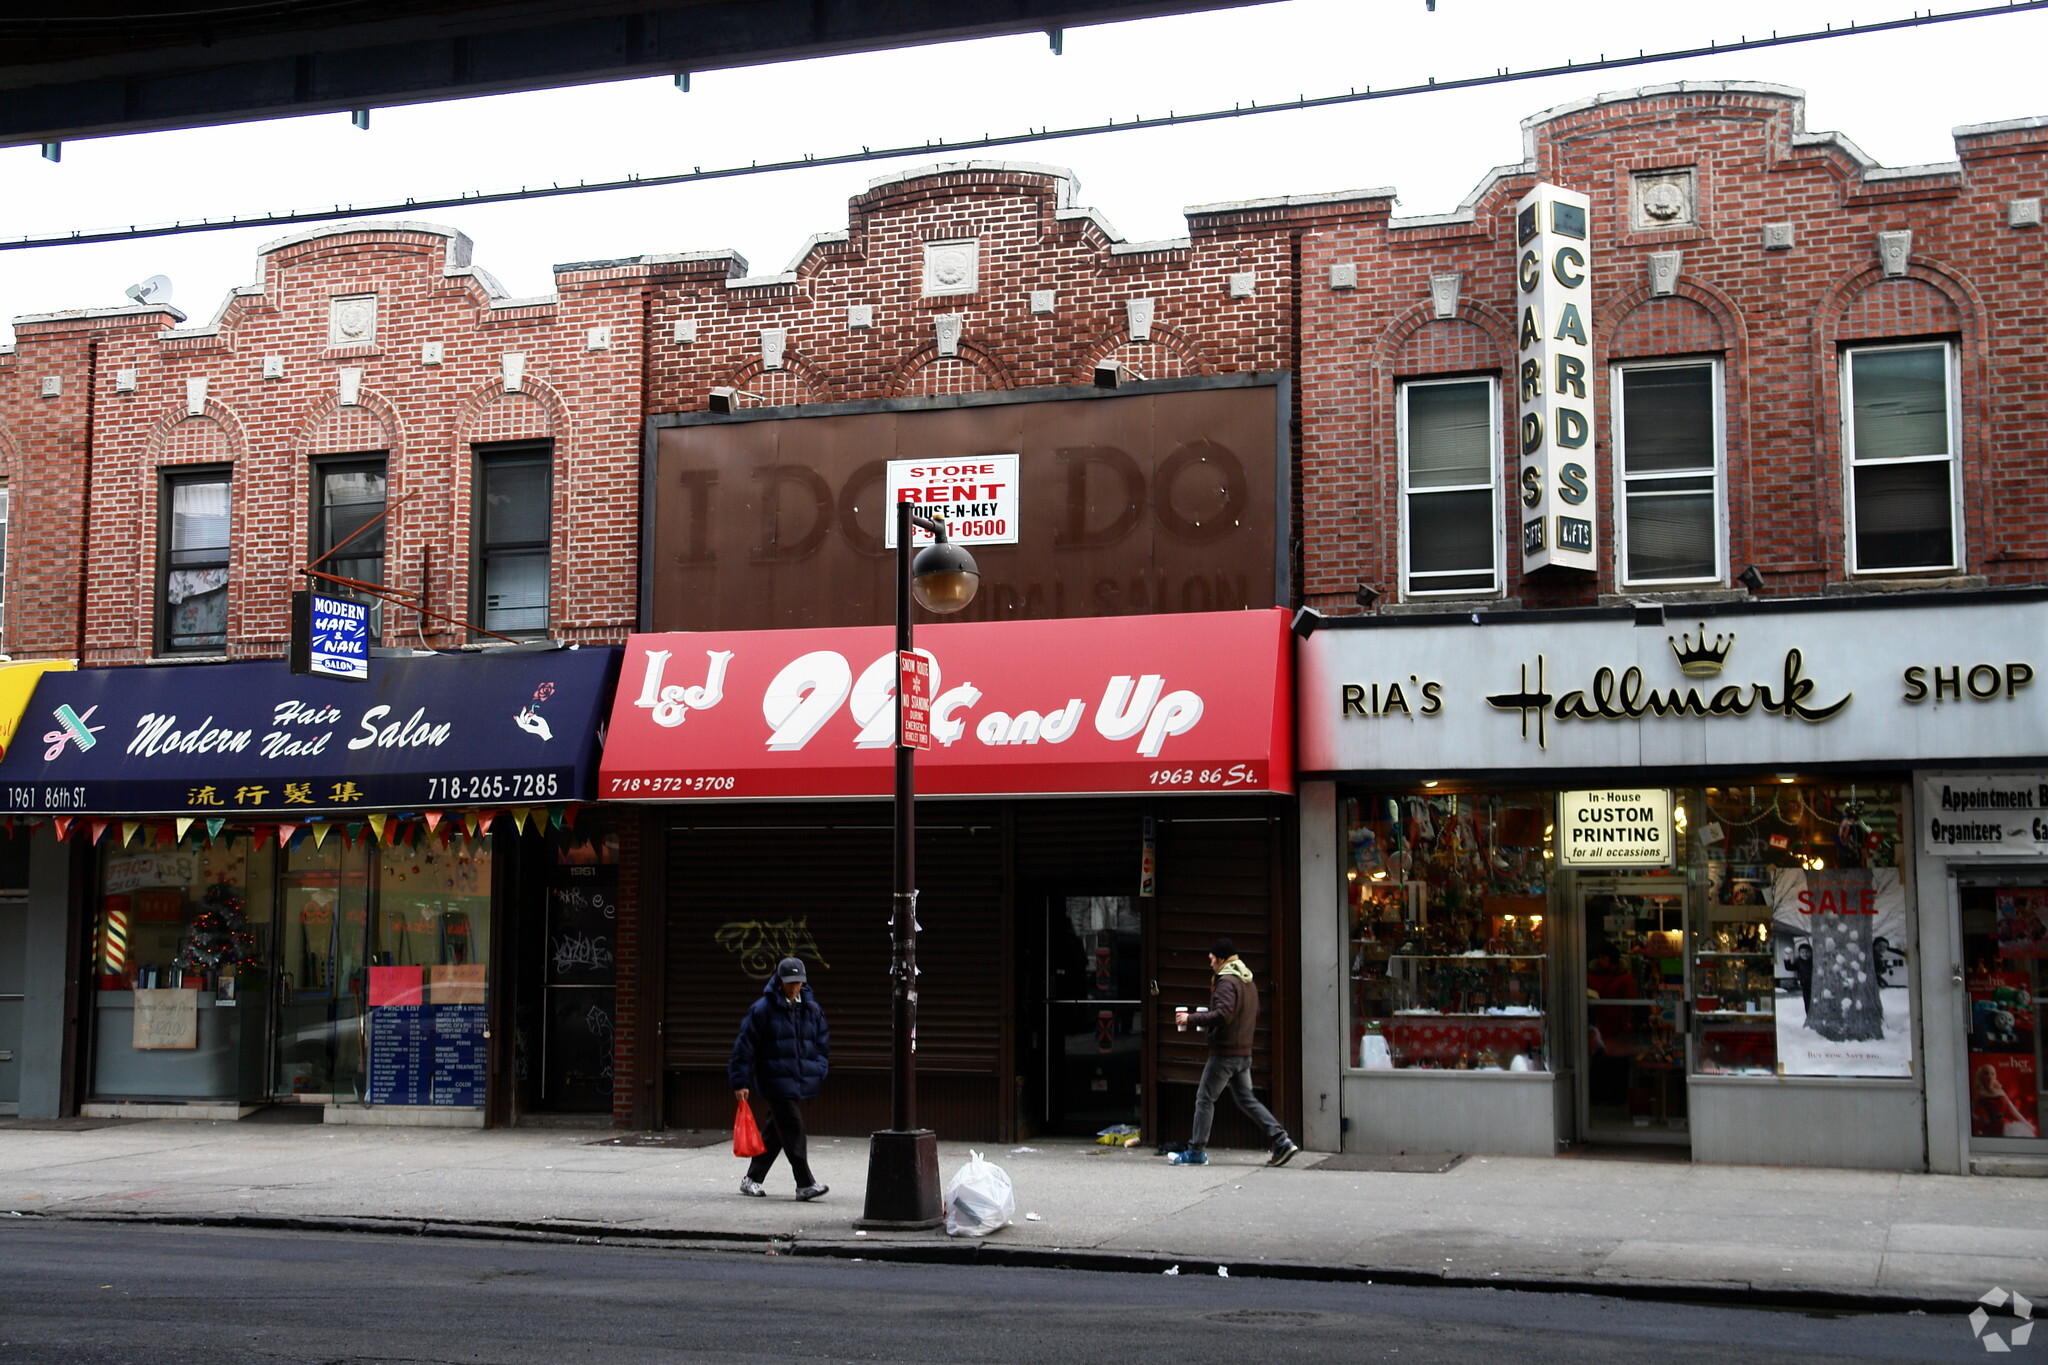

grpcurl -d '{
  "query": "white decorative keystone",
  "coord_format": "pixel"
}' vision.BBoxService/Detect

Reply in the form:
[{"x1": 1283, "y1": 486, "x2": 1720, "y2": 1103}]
[
  {"x1": 586, "y1": 326, "x2": 611, "y2": 352},
  {"x1": 420, "y1": 341, "x2": 444, "y2": 366},
  {"x1": 39, "y1": 376, "x2": 61, "y2": 398},
  {"x1": 847, "y1": 305, "x2": 873, "y2": 330},
  {"x1": 1429, "y1": 272, "x2": 1462, "y2": 319},
  {"x1": 185, "y1": 377, "x2": 207, "y2": 416},
  {"x1": 115, "y1": 369, "x2": 138, "y2": 393},
  {"x1": 933, "y1": 314, "x2": 964, "y2": 357},
  {"x1": 2011, "y1": 198, "x2": 2043, "y2": 229},
  {"x1": 1126, "y1": 297, "x2": 1155, "y2": 342},
  {"x1": 1647, "y1": 252, "x2": 1682, "y2": 298},
  {"x1": 1329, "y1": 263, "x2": 1357, "y2": 290},
  {"x1": 1762, "y1": 223, "x2": 1794, "y2": 251},
  {"x1": 337, "y1": 367, "x2": 363, "y2": 408},
  {"x1": 673, "y1": 317, "x2": 698, "y2": 345},
  {"x1": 1877, "y1": 230, "x2": 1913, "y2": 278},
  {"x1": 1030, "y1": 290, "x2": 1056, "y2": 316},
  {"x1": 262, "y1": 355, "x2": 285, "y2": 380},
  {"x1": 1229, "y1": 272, "x2": 1256, "y2": 299},
  {"x1": 501, "y1": 353, "x2": 526, "y2": 394},
  {"x1": 760, "y1": 328, "x2": 787, "y2": 372}
]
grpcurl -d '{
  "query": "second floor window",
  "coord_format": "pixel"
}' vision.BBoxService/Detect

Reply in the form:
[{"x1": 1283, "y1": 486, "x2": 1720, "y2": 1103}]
[
  {"x1": 474, "y1": 444, "x2": 550, "y2": 638},
  {"x1": 0, "y1": 479, "x2": 9, "y2": 632},
  {"x1": 314, "y1": 456, "x2": 387, "y2": 635},
  {"x1": 162, "y1": 469, "x2": 232, "y2": 654},
  {"x1": 1615, "y1": 359, "x2": 1723, "y2": 586},
  {"x1": 1400, "y1": 376, "x2": 1500, "y2": 596},
  {"x1": 1844, "y1": 342, "x2": 1960, "y2": 573}
]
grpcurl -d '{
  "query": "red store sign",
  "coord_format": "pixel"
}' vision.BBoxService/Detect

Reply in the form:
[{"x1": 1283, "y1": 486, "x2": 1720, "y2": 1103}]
[{"x1": 600, "y1": 609, "x2": 1294, "y2": 799}]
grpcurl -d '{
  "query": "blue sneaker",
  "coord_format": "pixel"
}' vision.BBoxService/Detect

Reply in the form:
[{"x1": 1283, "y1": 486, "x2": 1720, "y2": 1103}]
[{"x1": 1168, "y1": 1148, "x2": 1209, "y2": 1165}]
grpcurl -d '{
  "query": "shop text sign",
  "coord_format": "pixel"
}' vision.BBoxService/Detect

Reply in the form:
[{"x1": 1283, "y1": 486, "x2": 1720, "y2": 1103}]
[
  {"x1": 1515, "y1": 182, "x2": 1598, "y2": 574},
  {"x1": 883, "y1": 455, "x2": 1019, "y2": 546},
  {"x1": 1919, "y1": 774, "x2": 2048, "y2": 857},
  {"x1": 1559, "y1": 789, "x2": 1672, "y2": 866},
  {"x1": 290, "y1": 589, "x2": 369, "y2": 682},
  {"x1": 898, "y1": 650, "x2": 932, "y2": 751},
  {"x1": 602, "y1": 610, "x2": 1293, "y2": 799}
]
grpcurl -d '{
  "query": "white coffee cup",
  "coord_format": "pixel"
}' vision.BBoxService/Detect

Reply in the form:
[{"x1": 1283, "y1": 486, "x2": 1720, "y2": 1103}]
[{"x1": 1175, "y1": 1007, "x2": 1189, "y2": 1033}]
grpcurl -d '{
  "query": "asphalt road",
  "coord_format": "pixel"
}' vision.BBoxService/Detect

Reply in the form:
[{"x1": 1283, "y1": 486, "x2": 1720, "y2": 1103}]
[{"x1": 0, "y1": 1222, "x2": 2007, "y2": 1364}]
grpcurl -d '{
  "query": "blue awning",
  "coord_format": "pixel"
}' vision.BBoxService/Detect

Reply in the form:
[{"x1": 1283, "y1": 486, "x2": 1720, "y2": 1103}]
[{"x1": 0, "y1": 647, "x2": 620, "y2": 816}]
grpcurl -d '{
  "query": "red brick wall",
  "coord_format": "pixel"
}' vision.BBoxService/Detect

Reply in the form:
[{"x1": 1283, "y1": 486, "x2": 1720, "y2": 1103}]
[{"x1": 1297, "y1": 83, "x2": 2048, "y2": 612}]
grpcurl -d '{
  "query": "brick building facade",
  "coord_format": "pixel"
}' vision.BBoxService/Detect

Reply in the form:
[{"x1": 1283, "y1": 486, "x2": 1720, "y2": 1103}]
[{"x1": 1, "y1": 81, "x2": 2043, "y2": 1171}]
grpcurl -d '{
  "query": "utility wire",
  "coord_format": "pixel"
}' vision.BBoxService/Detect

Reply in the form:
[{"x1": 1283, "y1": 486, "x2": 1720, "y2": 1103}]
[{"x1": 7, "y1": 0, "x2": 2044, "y2": 253}]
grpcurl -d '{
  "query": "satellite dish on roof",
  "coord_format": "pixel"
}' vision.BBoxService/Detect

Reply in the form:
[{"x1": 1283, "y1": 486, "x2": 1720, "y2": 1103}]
[{"x1": 124, "y1": 275, "x2": 172, "y2": 307}]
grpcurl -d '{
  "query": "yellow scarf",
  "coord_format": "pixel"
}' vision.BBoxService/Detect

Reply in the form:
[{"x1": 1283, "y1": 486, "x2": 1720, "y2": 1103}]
[{"x1": 1216, "y1": 956, "x2": 1253, "y2": 983}]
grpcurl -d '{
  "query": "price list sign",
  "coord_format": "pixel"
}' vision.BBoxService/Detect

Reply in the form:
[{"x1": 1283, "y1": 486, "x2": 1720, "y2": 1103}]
[
  {"x1": 431, "y1": 1004, "x2": 487, "y2": 1106},
  {"x1": 368, "y1": 1006, "x2": 431, "y2": 1106}
]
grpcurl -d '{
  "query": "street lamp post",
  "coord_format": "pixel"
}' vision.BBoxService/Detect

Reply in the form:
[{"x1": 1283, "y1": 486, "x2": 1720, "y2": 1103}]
[{"x1": 857, "y1": 501, "x2": 979, "y2": 1230}]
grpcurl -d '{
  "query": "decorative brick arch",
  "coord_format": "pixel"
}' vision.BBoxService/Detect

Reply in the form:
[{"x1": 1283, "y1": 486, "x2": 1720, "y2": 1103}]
[
  {"x1": 1078, "y1": 322, "x2": 1213, "y2": 384},
  {"x1": 1375, "y1": 301, "x2": 1516, "y2": 376},
  {"x1": 1810, "y1": 258, "x2": 1989, "y2": 575},
  {"x1": 725, "y1": 353, "x2": 829, "y2": 407},
  {"x1": 144, "y1": 399, "x2": 248, "y2": 464},
  {"x1": 455, "y1": 384, "x2": 565, "y2": 447},
  {"x1": 295, "y1": 393, "x2": 403, "y2": 457},
  {"x1": 884, "y1": 341, "x2": 1014, "y2": 398},
  {"x1": 1599, "y1": 286, "x2": 1741, "y2": 360}
]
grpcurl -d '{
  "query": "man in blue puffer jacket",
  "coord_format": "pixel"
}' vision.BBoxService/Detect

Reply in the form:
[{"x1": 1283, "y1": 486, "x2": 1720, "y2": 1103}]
[{"x1": 729, "y1": 956, "x2": 831, "y2": 1200}]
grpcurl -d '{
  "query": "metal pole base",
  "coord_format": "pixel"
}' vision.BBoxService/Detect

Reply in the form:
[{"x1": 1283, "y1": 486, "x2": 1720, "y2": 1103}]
[{"x1": 853, "y1": 1128, "x2": 943, "y2": 1230}]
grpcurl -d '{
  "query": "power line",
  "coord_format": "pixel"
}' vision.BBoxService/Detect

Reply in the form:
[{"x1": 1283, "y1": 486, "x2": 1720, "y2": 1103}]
[{"x1": 7, "y1": 0, "x2": 2043, "y2": 253}]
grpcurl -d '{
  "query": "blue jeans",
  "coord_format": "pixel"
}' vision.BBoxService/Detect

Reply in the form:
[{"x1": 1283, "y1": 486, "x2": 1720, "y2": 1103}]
[{"x1": 1189, "y1": 1054, "x2": 1286, "y2": 1150}]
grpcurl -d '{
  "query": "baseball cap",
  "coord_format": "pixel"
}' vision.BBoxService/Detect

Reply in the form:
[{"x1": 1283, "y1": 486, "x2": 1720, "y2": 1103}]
[{"x1": 775, "y1": 957, "x2": 808, "y2": 983}]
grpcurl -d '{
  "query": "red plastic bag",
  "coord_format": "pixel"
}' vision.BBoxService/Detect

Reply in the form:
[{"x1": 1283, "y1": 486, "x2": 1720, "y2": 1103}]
[{"x1": 733, "y1": 1098, "x2": 766, "y2": 1158}]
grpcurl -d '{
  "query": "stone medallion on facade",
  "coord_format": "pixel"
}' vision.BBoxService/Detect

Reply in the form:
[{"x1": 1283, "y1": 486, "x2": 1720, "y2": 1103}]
[
  {"x1": 1629, "y1": 168, "x2": 1696, "y2": 232},
  {"x1": 922, "y1": 239, "x2": 979, "y2": 296}
]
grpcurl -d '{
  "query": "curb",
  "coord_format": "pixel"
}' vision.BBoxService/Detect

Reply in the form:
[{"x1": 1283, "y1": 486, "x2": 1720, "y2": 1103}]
[{"x1": 8, "y1": 1208, "x2": 1982, "y2": 1317}]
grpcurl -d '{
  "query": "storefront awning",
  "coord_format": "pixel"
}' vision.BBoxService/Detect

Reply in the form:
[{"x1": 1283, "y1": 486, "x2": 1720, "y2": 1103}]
[
  {"x1": 0, "y1": 660, "x2": 76, "y2": 761},
  {"x1": 600, "y1": 609, "x2": 1293, "y2": 799},
  {"x1": 0, "y1": 647, "x2": 619, "y2": 816}
]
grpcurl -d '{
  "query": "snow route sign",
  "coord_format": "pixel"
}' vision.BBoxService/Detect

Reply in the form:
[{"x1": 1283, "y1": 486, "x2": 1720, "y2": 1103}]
[{"x1": 898, "y1": 649, "x2": 932, "y2": 750}]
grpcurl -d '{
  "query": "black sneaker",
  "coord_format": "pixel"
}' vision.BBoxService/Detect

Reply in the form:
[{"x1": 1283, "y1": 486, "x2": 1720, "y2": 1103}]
[{"x1": 1268, "y1": 1137, "x2": 1300, "y2": 1167}]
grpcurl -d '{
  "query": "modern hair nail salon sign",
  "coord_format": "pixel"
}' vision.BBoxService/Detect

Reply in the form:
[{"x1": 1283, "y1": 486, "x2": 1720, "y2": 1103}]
[{"x1": 1298, "y1": 598, "x2": 2048, "y2": 773}]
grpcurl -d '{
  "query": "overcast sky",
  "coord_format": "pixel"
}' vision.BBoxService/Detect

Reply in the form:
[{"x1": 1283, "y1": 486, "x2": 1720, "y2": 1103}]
[{"x1": 2, "y1": 0, "x2": 2044, "y2": 342}]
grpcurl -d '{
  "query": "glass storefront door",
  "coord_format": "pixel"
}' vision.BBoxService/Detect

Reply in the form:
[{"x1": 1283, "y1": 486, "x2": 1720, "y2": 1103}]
[
  {"x1": 274, "y1": 839, "x2": 370, "y2": 1102},
  {"x1": 1958, "y1": 873, "x2": 2046, "y2": 1147},
  {"x1": 1578, "y1": 878, "x2": 1690, "y2": 1141},
  {"x1": 1043, "y1": 893, "x2": 1143, "y2": 1136}
]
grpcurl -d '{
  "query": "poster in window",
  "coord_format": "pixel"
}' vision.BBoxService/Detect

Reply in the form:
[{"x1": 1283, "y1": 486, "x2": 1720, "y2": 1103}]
[
  {"x1": 1768, "y1": 868, "x2": 1912, "y2": 1077},
  {"x1": 1970, "y1": 1053, "x2": 2040, "y2": 1139},
  {"x1": 1995, "y1": 890, "x2": 2048, "y2": 959}
]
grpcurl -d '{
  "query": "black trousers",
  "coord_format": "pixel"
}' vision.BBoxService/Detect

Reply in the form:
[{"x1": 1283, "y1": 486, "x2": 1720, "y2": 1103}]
[{"x1": 745, "y1": 1094, "x2": 815, "y2": 1187}]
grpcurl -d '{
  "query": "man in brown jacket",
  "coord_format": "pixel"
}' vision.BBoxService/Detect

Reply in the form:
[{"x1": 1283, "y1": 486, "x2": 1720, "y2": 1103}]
[{"x1": 1171, "y1": 938, "x2": 1299, "y2": 1167}]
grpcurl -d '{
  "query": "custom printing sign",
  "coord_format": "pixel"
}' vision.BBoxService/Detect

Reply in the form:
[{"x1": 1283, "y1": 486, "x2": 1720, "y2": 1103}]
[
  {"x1": 0, "y1": 647, "x2": 620, "y2": 815},
  {"x1": 1514, "y1": 182, "x2": 1598, "y2": 574},
  {"x1": 601, "y1": 609, "x2": 1294, "y2": 799},
  {"x1": 1559, "y1": 789, "x2": 1672, "y2": 866},
  {"x1": 882, "y1": 454, "x2": 1020, "y2": 546}
]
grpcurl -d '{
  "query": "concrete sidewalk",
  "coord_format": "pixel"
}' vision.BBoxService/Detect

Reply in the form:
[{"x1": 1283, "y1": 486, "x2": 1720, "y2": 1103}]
[{"x1": 2, "y1": 1117, "x2": 2043, "y2": 1312}]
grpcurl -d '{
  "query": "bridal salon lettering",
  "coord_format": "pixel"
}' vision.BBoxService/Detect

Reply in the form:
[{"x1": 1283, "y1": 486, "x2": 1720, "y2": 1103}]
[{"x1": 124, "y1": 699, "x2": 453, "y2": 762}]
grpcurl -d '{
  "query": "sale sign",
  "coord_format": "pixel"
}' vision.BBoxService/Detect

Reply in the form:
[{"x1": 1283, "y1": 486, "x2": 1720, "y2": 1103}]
[
  {"x1": 883, "y1": 454, "x2": 1019, "y2": 546},
  {"x1": 601, "y1": 609, "x2": 1293, "y2": 799}
]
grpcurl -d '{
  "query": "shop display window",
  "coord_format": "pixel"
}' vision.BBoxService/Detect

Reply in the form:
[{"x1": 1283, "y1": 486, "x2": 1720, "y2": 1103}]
[
  {"x1": 1683, "y1": 783, "x2": 1909, "y2": 1079},
  {"x1": 1345, "y1": 792, "x2": 1552, "y2": 1072},
  {"x1": 1959, "y1": 883, "x2": 2044, "y2": 1143}
]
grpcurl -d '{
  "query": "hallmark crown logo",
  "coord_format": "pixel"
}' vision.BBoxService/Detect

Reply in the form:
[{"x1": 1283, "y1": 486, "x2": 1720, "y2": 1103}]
[{"x1": 1668, "y1": 623, "x2": 1735, "y2": 677}]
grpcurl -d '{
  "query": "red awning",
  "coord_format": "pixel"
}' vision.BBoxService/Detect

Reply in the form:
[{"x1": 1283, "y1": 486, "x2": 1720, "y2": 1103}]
[{"x1": 599, "y1": 609, "x2": 1293, "y2": 800}]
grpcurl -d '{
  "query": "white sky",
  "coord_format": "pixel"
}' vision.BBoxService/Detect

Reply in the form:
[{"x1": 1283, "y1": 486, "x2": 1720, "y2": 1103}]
[{"x1": 2, "y1": 0, "x2": 2044, "y2": 342}]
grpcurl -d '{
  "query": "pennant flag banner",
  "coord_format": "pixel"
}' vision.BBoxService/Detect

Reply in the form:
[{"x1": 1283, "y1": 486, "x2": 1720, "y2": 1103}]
[
  {"x1": 275, "y1": 822, "x2": 298, "y2": 847},
  {"x1": 206, "y1": 817, "x2": 226, "y2": 840},
  {"x1": 311, "y1": 823, "x2": 331, "y2": 849},
  {"x1": 367, "y1": 813, "x2": 388, "y2": 843},
  {"x1": 52, "y1": 816, "x2": 74, "y2": 842},
  {"x1": 423, "y1": 810, "x2": 443, "y2": 834},
  {"x1": 122, "y1": 821, "x2": 142, "y2": 847},
  {"x1": 175, "y1": 817, "x2": 195, "y2": 842}
]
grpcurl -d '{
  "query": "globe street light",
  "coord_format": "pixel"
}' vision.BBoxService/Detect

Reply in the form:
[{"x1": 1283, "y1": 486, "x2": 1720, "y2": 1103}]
[{"x1": 857, "y1": 502, "x2": 979, "y2": 1229}]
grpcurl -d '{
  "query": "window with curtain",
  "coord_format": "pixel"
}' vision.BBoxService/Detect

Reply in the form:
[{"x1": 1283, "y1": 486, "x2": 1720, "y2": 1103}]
[
  {"x1": 161, "y1": 469, "x2": 232, "y2": 654},
  {"x1": 1844, "y1": 342, "x2": 1960, "y2": 573},
  {"x1": 1400, "y1": 377, "x2": 1499, "y2": 596},
  {"x1": 1615, "y1": 359, "x2": 1723, "y2": 585},
  {"x1": 473, "y1": 443, "x2": 551, "y2": 638},
  {"x1": 0, "y1": 480, "x2": 9, "y2": 632}
]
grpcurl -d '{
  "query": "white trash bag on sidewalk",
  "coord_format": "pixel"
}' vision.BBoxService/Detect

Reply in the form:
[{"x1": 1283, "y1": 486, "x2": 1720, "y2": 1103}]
[{"x1": 944, "y1": 1150, "x2": 1015, "y2": 1237}]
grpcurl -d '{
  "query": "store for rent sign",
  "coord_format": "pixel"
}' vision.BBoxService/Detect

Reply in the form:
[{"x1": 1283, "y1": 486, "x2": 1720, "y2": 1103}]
[
  {"x1": 1515, "y1": 182, "x2": 1597, "y2": 574},
  {"x1": 884, "y1": 455, "x2": 1019, "y2": 546},
  {"x1": 1560, "y1": 789, "x2": 1672, "y2": 866},
  {"x1": 603, "y1": 609, "x2": 1293, "y2": 799}
]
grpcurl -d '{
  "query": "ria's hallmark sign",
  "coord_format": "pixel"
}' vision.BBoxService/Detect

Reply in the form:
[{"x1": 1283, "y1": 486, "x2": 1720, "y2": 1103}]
[
  {"x1": 1515, "y1": 182, "x2": 1597, "y2": 574},
  {"x1": 1560, "y1": 788, "x2": 1672, "y2": 866}
]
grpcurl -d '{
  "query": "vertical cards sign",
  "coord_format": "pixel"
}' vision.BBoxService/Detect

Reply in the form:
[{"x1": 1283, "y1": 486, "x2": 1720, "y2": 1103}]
[
  {"x1": 290, "y1": 589, "x2": 369, "y2": 681},
  {"x1": 1514, "y1": 183, "x2": 1597, "y2": 573},
  {"x1": 883, "y1": 455, "x2": 1019, "y2": 546}
]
